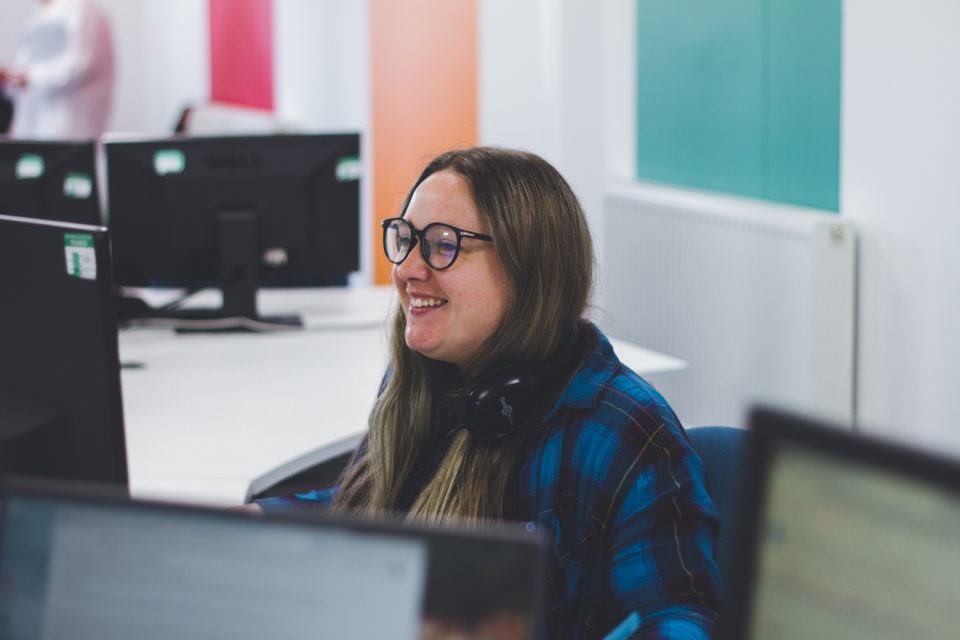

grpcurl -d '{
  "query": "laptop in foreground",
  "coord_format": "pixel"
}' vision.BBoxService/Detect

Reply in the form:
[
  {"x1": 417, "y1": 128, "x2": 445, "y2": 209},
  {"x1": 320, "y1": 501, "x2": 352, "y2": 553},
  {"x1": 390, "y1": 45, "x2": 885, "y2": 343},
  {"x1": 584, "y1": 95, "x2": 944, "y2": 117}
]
[{"x1": 0, "y1": 479, "x2": 545, "y2": 640}]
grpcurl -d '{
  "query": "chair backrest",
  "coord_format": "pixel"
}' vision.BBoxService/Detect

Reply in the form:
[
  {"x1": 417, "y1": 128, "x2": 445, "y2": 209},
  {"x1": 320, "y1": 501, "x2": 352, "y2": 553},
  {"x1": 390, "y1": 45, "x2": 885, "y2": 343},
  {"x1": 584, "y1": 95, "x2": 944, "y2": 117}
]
[{"x1": 685, "y1": 426, "x2": 751, "y2": 604}]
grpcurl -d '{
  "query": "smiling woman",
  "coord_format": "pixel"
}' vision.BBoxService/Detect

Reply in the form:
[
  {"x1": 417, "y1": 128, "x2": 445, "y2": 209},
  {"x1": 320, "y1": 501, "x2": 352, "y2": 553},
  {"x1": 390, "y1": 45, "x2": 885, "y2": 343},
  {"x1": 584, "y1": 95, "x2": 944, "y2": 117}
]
[
  {"x1": 389, "y1": 170, "x2": 511, "y2": 367},
  {"x1": 257, "y1": 147, "x2": 721, "y2": 640}
]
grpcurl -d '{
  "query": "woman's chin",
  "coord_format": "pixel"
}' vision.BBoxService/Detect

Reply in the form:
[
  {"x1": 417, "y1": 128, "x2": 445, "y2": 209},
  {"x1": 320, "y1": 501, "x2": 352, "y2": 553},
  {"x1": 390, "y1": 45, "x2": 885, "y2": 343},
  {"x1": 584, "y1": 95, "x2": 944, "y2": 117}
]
[{"x1": 404, "y1": 332, "x2": 439, "y2": 358}]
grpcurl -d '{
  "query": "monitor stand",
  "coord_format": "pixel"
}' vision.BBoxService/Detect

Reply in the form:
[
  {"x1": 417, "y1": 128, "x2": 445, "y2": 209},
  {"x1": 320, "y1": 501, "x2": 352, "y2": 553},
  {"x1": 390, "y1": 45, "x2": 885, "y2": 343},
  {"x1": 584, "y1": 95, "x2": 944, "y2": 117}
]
[{"x1": 117, "y1": 211, "x2": 303, "y2": 332}]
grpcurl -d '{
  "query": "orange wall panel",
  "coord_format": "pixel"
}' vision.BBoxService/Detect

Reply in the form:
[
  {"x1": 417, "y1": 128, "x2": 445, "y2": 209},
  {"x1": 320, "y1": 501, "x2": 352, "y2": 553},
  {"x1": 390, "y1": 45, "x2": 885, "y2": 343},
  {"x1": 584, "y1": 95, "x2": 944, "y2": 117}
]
[{"x1": 371, "y1": 0, "x2": 478, "y2": 284}]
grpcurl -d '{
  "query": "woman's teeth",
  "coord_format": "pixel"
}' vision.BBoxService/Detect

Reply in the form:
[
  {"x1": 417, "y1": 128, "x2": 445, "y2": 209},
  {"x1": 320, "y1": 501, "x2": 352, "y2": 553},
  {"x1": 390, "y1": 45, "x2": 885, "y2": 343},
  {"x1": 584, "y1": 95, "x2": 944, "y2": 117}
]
[{"x1": 411, "y1": 297, "x2": 446, "y2": 308}]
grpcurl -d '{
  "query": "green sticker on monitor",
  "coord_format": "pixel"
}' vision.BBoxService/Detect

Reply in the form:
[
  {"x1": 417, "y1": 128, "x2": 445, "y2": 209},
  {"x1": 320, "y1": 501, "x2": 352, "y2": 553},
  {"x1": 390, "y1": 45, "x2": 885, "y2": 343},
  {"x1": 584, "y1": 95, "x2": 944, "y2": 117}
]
[
  {"x1": 336, "y1": 156, "x2": 361, "y2": 182},
  {"x1": 153, "y1": 149, "x2": 186, "y2": 176},
  {"x1": 63, "y1": 173, "x2": 94, "y2": 199},
  {"x1": 64, "y1": 233, "x2": 96, "y2": 280},
  {"x1": 15, "y1": 154, "x2": 44, "y2": 179}
]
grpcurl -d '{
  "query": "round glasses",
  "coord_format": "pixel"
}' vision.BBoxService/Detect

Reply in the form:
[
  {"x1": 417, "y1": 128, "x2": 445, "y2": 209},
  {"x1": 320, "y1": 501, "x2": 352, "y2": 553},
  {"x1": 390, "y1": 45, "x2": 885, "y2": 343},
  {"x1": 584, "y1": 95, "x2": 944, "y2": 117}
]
[{"x1": 381, "y1": 217, "x2": 493, "y2": 270}]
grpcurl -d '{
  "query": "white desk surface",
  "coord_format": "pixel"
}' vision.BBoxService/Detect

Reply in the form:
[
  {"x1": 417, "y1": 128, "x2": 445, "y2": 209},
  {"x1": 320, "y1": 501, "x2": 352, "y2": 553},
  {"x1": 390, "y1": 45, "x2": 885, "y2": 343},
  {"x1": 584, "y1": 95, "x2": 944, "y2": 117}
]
[{"x1": 120, "y1": 286, "x2": 686, "y2": 506}]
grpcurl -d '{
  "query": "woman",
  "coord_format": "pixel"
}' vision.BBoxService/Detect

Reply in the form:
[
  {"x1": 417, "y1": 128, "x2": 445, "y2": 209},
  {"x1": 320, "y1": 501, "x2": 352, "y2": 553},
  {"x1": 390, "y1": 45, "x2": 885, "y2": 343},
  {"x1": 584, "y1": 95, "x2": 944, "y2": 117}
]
[{"x1": 258, "y1": 147, "x2": 720, "y2": 638}]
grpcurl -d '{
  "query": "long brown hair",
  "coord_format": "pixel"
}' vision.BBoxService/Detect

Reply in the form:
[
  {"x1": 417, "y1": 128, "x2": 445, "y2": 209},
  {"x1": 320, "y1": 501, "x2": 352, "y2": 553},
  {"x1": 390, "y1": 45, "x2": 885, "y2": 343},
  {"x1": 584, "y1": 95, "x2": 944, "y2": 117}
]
[{"x1": 334, "y1": 147, "x2": 594, "y2": 523}]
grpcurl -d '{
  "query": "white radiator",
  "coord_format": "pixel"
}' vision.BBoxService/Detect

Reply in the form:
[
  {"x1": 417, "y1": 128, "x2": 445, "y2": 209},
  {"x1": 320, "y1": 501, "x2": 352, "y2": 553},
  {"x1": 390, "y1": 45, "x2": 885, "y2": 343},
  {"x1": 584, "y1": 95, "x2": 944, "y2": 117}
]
[{"x1": 599, "y1": 180, "x2": 856, "y2": 429}]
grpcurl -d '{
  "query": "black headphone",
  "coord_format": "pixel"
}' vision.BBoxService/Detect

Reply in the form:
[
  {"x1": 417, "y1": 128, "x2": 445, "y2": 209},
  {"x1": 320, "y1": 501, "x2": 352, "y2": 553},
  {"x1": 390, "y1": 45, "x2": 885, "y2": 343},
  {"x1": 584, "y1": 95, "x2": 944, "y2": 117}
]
[{"x1": 458, "y1": 324, "x2": 584, "y2": 440}]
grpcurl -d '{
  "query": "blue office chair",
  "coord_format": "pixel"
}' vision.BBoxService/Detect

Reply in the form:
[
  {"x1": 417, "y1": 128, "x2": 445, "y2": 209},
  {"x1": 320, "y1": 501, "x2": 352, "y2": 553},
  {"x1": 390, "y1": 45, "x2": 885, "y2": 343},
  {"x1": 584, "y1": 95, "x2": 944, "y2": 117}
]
[{"x1": 685, "y1": 426, "x2": 751, "y2": 605}]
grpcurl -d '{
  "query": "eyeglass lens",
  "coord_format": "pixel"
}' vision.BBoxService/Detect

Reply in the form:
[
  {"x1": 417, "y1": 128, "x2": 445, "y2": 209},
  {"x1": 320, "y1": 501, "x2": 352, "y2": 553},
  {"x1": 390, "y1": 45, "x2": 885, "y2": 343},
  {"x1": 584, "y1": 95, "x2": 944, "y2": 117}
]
[{"x1": 384, "y1": 219, "x2": 460, "y2": 269}]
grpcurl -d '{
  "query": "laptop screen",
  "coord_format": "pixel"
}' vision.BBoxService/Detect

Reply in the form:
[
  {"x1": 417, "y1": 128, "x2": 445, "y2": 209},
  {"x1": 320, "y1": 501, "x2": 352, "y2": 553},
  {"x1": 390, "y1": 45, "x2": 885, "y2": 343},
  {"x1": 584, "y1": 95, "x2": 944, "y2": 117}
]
[
  {"x1": 732, "y1": 408, "x2": 960, "y2": 640},
  {"x1": 0, "y1": 484, "x2": 543, "y2": 640}
]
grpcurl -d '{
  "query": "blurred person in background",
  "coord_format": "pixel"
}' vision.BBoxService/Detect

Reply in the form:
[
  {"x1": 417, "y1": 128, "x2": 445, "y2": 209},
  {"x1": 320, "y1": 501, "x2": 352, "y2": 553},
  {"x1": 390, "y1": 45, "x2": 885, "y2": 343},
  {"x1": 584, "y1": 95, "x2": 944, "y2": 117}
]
[{"x1": 0, "y1": 0, "x2": 114, "y2": 139}]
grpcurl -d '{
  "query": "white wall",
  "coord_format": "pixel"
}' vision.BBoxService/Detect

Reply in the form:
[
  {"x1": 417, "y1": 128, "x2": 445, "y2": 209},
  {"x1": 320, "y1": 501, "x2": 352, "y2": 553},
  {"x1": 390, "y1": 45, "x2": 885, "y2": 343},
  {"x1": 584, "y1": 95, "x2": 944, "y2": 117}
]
[
  {"x1": 603, "y1": 0, "x2": 636, "y2": 182},
  {"x1": 98, "y1": 0, "x2": 209, "y2": 135},
  {"x1": 479, "y1": 0, "x2": 606, "y2": 273},
  {"x1": 479, "y1": 1, "x2": 561, "y2": 162},
  {"x1": 844, "y1": 0, "x2": 960, "y2": 454},
  {"x1": 274, "y1": 0, "x2": 367, "y2": 133}
]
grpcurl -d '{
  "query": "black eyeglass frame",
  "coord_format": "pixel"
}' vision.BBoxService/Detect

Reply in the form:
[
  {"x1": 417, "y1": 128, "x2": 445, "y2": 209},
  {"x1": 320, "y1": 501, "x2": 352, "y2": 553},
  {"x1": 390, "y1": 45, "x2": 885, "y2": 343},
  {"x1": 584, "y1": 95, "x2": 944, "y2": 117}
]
[{"x1": 381, "y1": 217, "x2": 493, "y2": 271}]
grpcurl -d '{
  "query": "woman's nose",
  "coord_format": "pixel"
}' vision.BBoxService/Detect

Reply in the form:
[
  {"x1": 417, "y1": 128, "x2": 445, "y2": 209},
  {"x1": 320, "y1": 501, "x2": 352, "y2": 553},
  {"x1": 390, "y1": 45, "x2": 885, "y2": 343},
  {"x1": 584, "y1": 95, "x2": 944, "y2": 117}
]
[{"x1": 395, "y1": 242, "x2": 430, "y2": 281}]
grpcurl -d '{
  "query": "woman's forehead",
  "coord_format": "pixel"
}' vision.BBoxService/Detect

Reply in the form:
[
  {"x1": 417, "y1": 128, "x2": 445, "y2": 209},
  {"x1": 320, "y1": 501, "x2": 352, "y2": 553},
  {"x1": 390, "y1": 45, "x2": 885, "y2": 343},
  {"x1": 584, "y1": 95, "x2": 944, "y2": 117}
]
[{"x1": 406, "y1": 170, "x2": 483, "y2": 230}]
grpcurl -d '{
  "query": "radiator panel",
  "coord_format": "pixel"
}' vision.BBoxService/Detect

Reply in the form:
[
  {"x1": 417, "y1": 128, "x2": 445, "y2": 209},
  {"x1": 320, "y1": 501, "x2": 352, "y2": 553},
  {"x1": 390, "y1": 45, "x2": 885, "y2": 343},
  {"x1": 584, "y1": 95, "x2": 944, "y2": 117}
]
[{"x1": 600, "y1": 182, "x2": 855, "y2": 428}]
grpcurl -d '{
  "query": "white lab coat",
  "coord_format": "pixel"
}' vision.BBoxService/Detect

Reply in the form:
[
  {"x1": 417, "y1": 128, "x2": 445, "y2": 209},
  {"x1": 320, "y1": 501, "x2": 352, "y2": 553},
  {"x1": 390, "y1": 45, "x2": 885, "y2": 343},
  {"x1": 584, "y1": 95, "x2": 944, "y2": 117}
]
[{"x1": 8, "y1": 0, "x2": 114, "y2": 140}]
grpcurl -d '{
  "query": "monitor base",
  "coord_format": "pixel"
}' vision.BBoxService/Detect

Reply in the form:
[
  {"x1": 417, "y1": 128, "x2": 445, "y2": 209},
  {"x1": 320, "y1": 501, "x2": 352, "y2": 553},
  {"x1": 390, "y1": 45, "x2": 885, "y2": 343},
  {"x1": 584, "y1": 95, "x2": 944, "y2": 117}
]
[
  {"x1": 171, "y1": 311, "x2": 304, "y2": 333},
  {"x1": 116, "y1": 295, "x2": 303, "y2": 333}
]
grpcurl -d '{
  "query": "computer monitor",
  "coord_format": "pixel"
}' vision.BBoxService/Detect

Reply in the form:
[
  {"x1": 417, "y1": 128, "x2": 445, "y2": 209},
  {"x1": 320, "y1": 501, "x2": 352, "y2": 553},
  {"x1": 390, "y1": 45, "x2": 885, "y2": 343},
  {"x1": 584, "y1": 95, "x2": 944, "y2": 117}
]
[
  {"x1": 104, "y1": 134, "x2": 361, "y2": 328},
  {"x1": 0, "y1": 140, "x2": 102, "y2": 226},
  {"x1": 0, "y1": 479, "x2": 545, "y2": 640},
  {"x1": 723, "y1": 407, "x2": 960, "y2": 640},
  {"x1": 0, "y1": 214, "x2": 128, "y2": 489}
]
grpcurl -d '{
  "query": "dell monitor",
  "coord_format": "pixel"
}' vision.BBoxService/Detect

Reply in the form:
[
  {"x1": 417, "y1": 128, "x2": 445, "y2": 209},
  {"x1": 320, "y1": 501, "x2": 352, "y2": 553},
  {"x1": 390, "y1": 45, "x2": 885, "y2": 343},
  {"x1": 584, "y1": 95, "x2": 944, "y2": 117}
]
[
  {"x1": 104, "y1": 133, "x2": 361, "y2": 328},
  {"x1": 0, "y1": 140, "x2": 102, "y2": 226},
  {"x1": 0, "y1": 214, "x2": 128, "y2": 489}
]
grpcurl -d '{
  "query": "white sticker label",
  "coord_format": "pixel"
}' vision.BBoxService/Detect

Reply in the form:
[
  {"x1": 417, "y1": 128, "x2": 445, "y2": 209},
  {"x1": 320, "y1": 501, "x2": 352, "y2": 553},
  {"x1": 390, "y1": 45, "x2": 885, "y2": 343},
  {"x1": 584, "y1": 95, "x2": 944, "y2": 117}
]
[
  {"x1": 16, "y1": 154, "x2": 44, "y2": 179},
  {"x1": 63, "y1": 173, "x2": 93, "y2": 199},
  {"x1": 335, "y1": 156, "x2": 361, "y2": 182},
  {"x1": 64, "y1": 233, "x2": 96, "y2": 280},
  {"x1": 153, "y1": 149, "x2": 186, "y2": 175}
]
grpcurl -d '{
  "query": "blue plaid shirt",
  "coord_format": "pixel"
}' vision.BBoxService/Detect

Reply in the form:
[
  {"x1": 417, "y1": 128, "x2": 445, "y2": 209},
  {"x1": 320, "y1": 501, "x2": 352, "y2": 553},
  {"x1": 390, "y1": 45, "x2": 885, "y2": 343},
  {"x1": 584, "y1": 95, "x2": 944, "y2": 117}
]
[{"x1": 259, "y1": 327, "x2": 721, "y2": 639}]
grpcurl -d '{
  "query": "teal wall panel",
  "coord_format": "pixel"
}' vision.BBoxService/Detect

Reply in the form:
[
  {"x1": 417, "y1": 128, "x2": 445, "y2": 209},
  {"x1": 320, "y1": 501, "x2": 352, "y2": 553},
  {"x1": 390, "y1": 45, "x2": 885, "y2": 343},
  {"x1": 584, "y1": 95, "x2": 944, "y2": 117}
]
[
  {"x1": 636, "y1": 0, "x2": 765, "y2": 198},
  {"x1": 636, "y1": 0, "x2": 840, "y2": 212},
  {"x1": 766, "y1": 0, "x2": 841, "y2": 210}
]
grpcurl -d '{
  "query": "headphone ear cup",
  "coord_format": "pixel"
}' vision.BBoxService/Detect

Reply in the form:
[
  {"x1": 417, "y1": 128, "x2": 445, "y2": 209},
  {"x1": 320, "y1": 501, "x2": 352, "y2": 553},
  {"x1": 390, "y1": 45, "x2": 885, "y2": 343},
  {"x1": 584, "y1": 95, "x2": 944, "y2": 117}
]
[
  {"x1": 459, "y1": 324, "x2": 584, "y2": 441},
  {"x1": 459, "y1": 364, "x2": 538, "y2": 439}
]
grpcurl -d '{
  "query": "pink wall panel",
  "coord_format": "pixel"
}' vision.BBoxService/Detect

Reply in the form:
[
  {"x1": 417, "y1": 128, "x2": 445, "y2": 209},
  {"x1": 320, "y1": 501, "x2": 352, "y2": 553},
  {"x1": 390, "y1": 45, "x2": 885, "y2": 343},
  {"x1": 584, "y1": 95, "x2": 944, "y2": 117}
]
[{"x1": 209, "y1": 0, "x2": 274, "y2": 110}]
